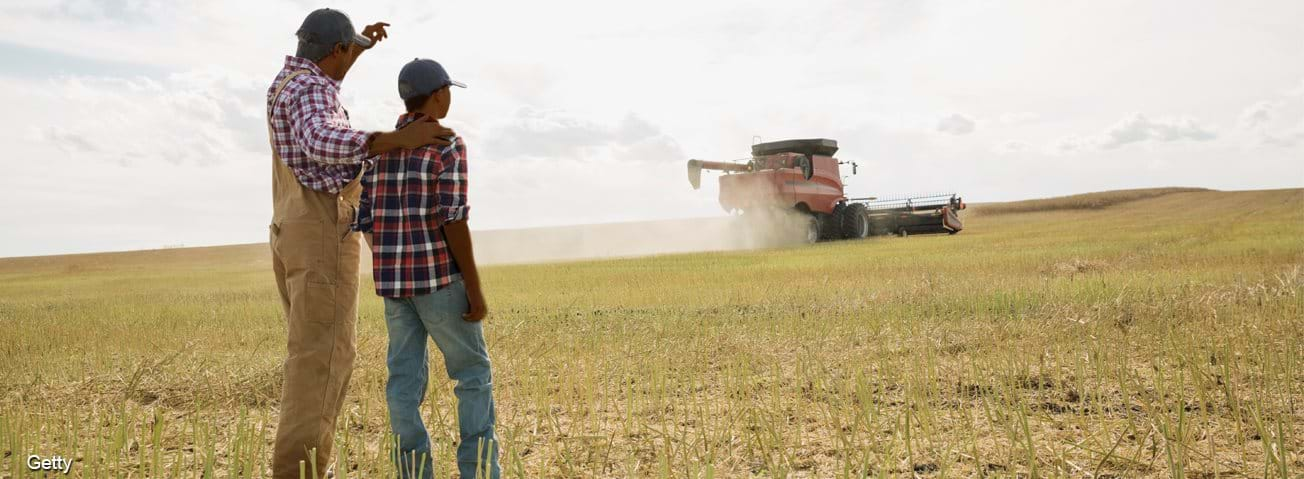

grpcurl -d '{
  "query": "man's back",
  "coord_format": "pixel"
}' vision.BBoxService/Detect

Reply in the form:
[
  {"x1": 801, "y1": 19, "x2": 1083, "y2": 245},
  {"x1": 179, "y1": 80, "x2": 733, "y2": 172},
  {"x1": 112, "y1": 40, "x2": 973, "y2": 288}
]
[{"x1": 266, "y1": 55, "x2": 372, "y2": 194}]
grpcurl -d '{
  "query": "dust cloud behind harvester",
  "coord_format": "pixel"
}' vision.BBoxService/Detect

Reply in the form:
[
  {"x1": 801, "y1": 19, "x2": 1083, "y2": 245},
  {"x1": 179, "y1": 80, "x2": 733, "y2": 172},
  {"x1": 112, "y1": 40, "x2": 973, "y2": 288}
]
[{"x1": 470, "y1": 214, "x2": 810, "y2": 265}]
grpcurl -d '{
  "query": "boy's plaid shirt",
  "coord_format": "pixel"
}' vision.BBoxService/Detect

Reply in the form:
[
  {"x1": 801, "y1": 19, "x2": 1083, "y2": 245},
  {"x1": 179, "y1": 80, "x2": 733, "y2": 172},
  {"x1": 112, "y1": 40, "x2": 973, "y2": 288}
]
[
  {"x1": 266, "y1": 56, "x2": 371, "y2": 193},
  {"x1": 354, "y1": 113, "x2": 469, "y2": 298}
]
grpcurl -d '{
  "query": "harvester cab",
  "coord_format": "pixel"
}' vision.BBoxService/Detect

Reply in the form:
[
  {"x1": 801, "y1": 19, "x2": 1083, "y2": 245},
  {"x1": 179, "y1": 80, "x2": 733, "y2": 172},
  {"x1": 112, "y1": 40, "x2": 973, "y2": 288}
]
[{"x1": 687, "y1": 138, "x2": 966, "y2": 242}]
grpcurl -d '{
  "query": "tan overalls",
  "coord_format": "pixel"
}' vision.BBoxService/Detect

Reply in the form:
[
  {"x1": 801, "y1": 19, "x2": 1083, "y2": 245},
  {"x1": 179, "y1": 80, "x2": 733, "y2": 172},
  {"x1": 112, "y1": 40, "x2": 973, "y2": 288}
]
[{"x1": 267, "y1": 70, "x2": 366, "y2": 479}]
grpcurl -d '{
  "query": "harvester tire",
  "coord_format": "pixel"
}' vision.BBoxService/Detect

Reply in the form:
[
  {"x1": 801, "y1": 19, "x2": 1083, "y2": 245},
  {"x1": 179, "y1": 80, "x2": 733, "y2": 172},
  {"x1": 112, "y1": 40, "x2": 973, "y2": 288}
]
[
  {"x1": 839, "y1": 204, "x2": 870, "y2": 239},
  {"x1": 817, "y1": 213, "x2": 841, "y2": 241},
  {"x1": 804, "y1": 215, "x2": 821, "y2": 244}
]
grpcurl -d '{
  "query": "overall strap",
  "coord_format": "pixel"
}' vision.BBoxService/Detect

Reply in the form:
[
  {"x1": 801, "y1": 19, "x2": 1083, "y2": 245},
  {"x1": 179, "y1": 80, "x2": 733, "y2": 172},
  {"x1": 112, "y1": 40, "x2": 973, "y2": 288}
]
[
  {"x1": 267, "y1": 69, "x2": 318, "y2": 224},
  {"x1": 266, "y1": 69, "x2": 312, "y2": 151}
]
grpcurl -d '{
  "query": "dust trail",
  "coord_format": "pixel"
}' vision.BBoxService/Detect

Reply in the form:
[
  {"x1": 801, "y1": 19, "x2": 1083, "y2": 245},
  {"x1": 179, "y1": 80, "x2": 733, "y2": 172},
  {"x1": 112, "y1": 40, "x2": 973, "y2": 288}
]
[
  {"x1": 471, "y1": 163, "x2": 818, "y2": 264},
  {"x1": 472, "y1": 210, "x2": 810, "y2": 265}
]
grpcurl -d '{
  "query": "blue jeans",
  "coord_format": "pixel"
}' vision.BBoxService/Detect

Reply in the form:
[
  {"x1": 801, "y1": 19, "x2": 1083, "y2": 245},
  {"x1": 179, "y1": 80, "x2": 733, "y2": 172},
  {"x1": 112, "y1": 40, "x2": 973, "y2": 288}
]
[{"x1": 384, "y1": 280, "x2": 500, "y2": 479}]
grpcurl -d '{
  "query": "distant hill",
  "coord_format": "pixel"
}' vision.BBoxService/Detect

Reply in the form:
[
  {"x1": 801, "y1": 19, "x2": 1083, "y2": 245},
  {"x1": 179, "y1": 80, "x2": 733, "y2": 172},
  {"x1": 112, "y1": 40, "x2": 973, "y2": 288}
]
[
  {"x1": 968, "y1": 187, "x2": 1213, "y2": 216},
  {"x1": 1, "y1": 187, "x2": 1300, "y2": 270}
]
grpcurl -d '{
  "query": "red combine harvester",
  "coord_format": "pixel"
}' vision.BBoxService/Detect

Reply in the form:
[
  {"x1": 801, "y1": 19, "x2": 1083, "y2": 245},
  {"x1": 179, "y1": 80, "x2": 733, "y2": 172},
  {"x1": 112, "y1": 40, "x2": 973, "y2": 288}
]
[{"x1": 687, "y1": 138, "x2": 965, "y2": 243}]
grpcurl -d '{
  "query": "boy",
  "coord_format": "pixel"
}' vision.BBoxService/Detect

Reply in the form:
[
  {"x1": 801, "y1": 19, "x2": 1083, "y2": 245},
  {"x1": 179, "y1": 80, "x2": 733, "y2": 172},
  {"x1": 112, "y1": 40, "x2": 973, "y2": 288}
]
[{"x1": 353, "y1": 58, "x2": 499, "y2": 479}]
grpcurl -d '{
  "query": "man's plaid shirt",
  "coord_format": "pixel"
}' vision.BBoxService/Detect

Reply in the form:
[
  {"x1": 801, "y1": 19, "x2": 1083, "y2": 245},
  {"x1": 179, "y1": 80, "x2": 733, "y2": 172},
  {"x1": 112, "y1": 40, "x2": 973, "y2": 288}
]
[
  {"x1": 354, "y1": 112, "x2": 469, "y2": 298},
  {"x1": 266, "y1": 56, "x2": 371, "y2": 193}
]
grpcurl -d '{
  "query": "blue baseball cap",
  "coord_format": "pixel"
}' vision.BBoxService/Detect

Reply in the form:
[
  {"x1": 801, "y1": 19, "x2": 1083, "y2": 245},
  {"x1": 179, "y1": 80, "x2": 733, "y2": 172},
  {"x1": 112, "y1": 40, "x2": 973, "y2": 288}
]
[
  {"x1": 397, "y1": 58, "x2": 466, "y2": 101},
  {"x1": 296, "y1": 8, "x2": 372, "y2": 50}
]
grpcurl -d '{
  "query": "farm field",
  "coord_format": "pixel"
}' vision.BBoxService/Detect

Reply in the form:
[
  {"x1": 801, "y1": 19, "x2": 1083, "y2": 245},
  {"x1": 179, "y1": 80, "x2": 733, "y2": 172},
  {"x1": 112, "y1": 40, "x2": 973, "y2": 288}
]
[{"x1": 0, "y1": 187, "x2": 1300, "y2": 478}]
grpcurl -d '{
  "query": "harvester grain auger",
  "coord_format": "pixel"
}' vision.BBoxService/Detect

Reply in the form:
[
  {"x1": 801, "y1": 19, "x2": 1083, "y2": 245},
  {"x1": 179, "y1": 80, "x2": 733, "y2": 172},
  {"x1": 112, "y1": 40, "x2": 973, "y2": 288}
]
[{"x1": 687, "y1": 138, "x2": 965, "y2": 242}]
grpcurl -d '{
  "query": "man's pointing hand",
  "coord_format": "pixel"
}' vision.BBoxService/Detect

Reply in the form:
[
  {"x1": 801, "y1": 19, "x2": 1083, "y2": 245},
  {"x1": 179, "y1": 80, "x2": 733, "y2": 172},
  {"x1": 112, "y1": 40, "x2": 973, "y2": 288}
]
[{"x1": 361, "y1": 22, "x2": 390, "y2": 48}]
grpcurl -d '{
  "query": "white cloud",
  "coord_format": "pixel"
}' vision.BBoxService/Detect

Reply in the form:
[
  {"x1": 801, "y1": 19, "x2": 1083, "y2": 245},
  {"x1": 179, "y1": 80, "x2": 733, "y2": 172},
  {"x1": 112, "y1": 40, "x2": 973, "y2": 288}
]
[
  {"x1": 936, "y1": 113, "x2": 976, "y2": 135},
  {"x1": 1049, "y1": 135, "x2": 1095, "y2": 154},
  {"x1": 23, "y1": 69, "x2": 266, "y2": 167},
  {"x1": 481, "y1": 108, "x2": 679, "y2": 162},
  {"x1": 1052, "y1": 112, "x2": 1217, "y2": 153},
  {"x1": 1105, "y1": 114, "x2": 1215, "y2": 148},
  {"x1": 1258, "y1": 122, "x2": 1304, "y2": 147},
  {"x1": 1239, "y1": 101, "x2": 1276, "y2": 129},
  {"x1": 32, "y1": 125, "x2": 102, "y2": 155},
  {"x1": 1287, "y1": 78, "x2": 1304, "y2": 98},
  {"x1": 5, "y1": 0, "x2": 174, "y2": 23},
  {"x1": 993, "y1": 140, "x2": 1030, "y2": 155},
  {"x1": 1099, "y1": 113, "x2": 1216, "y2": 149},
  {"x1": 998, "y1": 112, "x2": 1039, "y2": 125}
]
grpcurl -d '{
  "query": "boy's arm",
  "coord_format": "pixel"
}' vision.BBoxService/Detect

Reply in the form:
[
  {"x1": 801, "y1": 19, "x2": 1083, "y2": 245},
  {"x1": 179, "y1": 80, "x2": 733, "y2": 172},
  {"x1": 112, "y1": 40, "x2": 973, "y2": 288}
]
[
  {"x1": 434, "y1": 137, "x2": 485, "y2": 321},
  {"x1": 443, "y1": 220, "x2": 486, "y2": 321}
]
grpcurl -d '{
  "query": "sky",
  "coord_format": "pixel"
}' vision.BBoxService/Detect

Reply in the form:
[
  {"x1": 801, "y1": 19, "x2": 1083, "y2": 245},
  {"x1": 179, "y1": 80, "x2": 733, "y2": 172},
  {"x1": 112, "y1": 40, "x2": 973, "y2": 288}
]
[{"x1": 1, "y1": 0, "x2": 1301, "y2": 257}]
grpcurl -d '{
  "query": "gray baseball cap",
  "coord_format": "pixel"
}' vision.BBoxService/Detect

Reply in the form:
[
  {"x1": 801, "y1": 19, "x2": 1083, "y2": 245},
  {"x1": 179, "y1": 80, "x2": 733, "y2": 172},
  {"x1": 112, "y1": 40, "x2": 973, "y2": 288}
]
[
  {"x1": 397, "y1": 58, "x2": 466, "y2": 101},
  {"x1": 296, "y1": 8, "x2": 372, "y2": 50}
]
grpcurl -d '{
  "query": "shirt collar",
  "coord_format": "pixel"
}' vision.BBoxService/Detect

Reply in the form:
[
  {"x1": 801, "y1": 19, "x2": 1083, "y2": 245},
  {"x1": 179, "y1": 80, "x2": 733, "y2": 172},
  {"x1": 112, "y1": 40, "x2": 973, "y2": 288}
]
[
  {"x1": 395, "y1": 112, "x2": 427, "y2": 129},
  {"x1": 283, "y1": 55, "x2": 339, "y2": 88}
]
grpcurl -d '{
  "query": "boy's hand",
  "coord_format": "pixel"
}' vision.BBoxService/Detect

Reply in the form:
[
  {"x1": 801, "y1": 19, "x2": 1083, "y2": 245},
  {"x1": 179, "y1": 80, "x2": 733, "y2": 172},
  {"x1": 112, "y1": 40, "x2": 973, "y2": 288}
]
[
  {"x1": 443, "y1": 221, "x2": 484, "y2": 322},
  {"x1": 463, "y1": 286, "x2": 488, "y2": 322}
]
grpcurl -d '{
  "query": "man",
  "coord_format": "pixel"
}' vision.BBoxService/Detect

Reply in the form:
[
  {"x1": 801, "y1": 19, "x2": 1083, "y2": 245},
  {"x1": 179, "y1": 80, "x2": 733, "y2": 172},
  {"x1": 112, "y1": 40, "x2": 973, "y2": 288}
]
[
  {"x1": 353, "y1": 58, "x2": 499, "y2": 479},
  {"x1": 264, "y1": 9, "x2": 453, "y2": 479}
]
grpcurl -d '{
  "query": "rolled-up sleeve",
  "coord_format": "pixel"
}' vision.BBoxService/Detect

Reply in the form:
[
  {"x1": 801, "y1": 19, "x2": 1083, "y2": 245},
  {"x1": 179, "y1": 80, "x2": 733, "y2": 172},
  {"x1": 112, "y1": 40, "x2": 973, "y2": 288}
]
[
  {"x1": 435, "y1": 137, "x2": 469, "y2": 223},
  {"x1": 288, "y1": 83, "x2": 371, "y2": 166}
]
